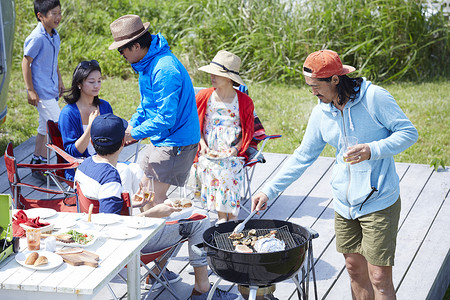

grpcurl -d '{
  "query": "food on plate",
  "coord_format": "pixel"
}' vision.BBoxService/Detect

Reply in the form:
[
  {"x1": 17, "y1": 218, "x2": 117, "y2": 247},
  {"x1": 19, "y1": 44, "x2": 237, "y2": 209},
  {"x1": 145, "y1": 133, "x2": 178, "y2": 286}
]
[
  {"x1": 235, "y1": 244, "x2": 253, "y2": 253},
  {"x1": 206, "y1": 150, "x2": 227, "y2": 159},
  {"x1": 64, "y1": 230, "x2": 94, "y2": 245},
  {"x1": 170, "y1": 198, "x2": 193, "y2": 209},
  {"x1": 41, "y1": 233, "x2": 74, "y2": 243},
  {"x1": 34, "y1": 255, "x2": 48, "y2": 266},
  {"x1": 25, "y1": 252, "x2": 39, "y2": 265}
]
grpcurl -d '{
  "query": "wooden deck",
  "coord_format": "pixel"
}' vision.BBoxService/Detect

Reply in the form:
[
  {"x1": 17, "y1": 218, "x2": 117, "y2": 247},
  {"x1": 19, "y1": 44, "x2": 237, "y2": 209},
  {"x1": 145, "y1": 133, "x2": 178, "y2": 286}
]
[{"x1": 1, "y1": 137, "x2": 449, "y2": 300}]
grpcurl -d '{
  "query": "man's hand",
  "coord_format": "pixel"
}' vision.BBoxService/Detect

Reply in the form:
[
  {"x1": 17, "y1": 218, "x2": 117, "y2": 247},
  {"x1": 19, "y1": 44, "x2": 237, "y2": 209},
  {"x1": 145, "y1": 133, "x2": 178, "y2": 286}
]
[
  {"x1": 124, "y1": 124, "x2": 136, "y2": 144},
  {"x1": 58, "y1": 81, "x2": 65, "y2": 98},
  {"x1": 344, "y1": 143, "x2": 371, "y2": 164},
  {"x1": 252, "y1": 191, "x2": 269, "y2": 212},
  {"x1": 27, "y1": 90, "x2": 39, "y2": 107},
  {"x1": 151, "y1": 203, "x2": 180, "y2": 218}
]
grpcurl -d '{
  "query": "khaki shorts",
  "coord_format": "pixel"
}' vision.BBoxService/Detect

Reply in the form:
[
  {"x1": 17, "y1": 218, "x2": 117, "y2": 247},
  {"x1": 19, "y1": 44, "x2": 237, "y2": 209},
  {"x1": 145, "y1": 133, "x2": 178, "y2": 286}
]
[
  {"x1": 37, "y1": 98, "x2": 61, "y2": 135},
  {"x1": 139, "y1": 143, "x2": 198, "y2": 186},
  {"x1": 335, "y1": 197, "x2": 401, "y2": 266}
]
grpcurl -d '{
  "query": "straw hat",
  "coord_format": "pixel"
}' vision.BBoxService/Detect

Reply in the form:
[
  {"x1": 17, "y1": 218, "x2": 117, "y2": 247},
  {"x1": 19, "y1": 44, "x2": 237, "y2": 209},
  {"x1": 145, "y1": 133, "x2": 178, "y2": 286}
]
[
  {"x1": 108, "y1": 15, "x2": 150, "y2": 50},
  {"x1": 199, "y1": 50, "x2": 245, "y2": 86},
  {"x1": 303, "y1": 50, "x2": 356, "y2": 78}
]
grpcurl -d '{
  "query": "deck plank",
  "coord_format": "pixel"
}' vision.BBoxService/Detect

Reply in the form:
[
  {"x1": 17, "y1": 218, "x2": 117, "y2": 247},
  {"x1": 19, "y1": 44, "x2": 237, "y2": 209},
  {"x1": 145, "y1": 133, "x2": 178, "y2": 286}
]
[{"x1": 1, "y1": 138, "x2": 448, "y2": 300}]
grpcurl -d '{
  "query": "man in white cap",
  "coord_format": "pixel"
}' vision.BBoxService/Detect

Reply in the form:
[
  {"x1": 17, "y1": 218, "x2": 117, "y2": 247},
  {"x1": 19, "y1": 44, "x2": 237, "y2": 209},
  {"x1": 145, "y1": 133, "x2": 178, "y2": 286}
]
[
  {"x1": 108, "y1": 14, "x2": 200, "y2": 207},
  {"x1": 252, "y1": 50, "x2": 418, "y2": 299}
]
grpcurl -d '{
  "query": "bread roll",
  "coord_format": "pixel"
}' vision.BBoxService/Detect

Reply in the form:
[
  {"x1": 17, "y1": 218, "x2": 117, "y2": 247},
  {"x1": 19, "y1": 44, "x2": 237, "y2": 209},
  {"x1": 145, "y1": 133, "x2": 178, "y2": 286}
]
[
  {"x1": 181, "y1": 199, "x2": 192, "y2": 208},
  {"x1": 34, "y1": 255, "x2": 48, "y2": 266},
  {"x1": 25, "y1": 252, "x2": 39, "y2": 265}
]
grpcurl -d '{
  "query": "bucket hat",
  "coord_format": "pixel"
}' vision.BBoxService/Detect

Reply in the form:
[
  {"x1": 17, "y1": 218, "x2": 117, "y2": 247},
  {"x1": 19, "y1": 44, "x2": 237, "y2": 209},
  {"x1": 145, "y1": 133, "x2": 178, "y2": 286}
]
[
  {"x1": 108, "y1": 15, "x2": 150, "y2": 50},
  {"x1": 199, "y1": 50, "x2": 245, "y2": 86},
  {"x1": 303, "y1": 50, "x2": 356, "y2": 78},
  {"x1": 91, "y1": 113, "x2": 128, "y2": 147}
]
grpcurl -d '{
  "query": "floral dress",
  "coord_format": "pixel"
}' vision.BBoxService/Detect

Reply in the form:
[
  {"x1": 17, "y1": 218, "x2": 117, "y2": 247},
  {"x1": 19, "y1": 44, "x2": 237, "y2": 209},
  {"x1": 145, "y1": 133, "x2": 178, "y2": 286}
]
[{"x1": 197, "y1": 92, "x2": 244, "y2": 216}]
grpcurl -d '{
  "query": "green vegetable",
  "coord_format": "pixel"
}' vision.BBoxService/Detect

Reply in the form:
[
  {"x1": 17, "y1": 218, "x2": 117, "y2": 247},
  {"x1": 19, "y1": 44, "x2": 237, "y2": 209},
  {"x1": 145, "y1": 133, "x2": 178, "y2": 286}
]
[{"x1": 66, "y1": 230, "x2": 93, "y2": 245}]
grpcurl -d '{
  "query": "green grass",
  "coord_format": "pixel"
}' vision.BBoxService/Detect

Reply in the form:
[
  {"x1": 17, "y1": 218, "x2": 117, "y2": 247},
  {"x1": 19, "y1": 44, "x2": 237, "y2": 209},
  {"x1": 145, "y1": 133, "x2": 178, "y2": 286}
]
[
  {"x1": 2, "y1": 68, "x2": 448, "y2": 168},
  {"x1": 2, "y1": 0, "x2": 448, "y2": 169}
]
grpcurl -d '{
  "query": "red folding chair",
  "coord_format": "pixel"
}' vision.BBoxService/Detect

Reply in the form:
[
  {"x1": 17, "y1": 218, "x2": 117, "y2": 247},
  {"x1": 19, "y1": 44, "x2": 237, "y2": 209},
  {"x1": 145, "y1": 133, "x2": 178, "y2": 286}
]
[
  {"x1": 140, "y1": 213, "x2": 207, "y2": 299},
  {"x1": 75, "y1": 181, "x2": 131, "y2": 216},
  {"x1": 46, "y1": 120, "x2": 81, "y2": 189},
  {"x1": 4, "y1": 142, "x2": 78, "y2": 212},
  {"x1": 240, "y1": 133, "x2": 281, "y2": 214}
]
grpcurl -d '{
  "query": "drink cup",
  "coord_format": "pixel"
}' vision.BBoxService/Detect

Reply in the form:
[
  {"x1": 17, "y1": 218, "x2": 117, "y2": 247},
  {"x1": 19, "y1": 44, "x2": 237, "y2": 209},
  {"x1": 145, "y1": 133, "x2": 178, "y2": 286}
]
[
  {"x1": 26, "y1": 228, "x2": 41, "y2": 251},
  {"x1": 342, "y1": 136, "x2": 358, "y2": 162}
]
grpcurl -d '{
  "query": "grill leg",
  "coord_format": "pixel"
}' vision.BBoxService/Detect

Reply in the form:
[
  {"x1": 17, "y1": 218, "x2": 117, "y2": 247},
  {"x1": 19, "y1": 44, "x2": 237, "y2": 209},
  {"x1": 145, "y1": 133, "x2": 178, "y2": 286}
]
[
  {"x1": 292, "y1": 273, "x2": 305, "y2": 300},
  {"x1": 207, "y1": 278, "x2": 222, "y2": 300},
  {"x1": 248, "y1": 286, "x2": 258, "y2": 300}
]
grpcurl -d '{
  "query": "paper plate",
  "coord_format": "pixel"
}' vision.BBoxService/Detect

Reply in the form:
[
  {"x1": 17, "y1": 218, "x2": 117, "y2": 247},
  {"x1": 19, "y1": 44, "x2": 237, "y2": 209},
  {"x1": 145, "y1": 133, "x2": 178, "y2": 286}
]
[
  {"x1": 89, "y1": 213, "x2": 121, "y2": 225},
  {"x1": 106, "y1": 229, "x2": 140, "y2": 240},
  {"x1": 126, "y1": 217, "x2": 158, "y2": 229},
  {"x1": 25, "y1": 208, "x2": 57, "y2": 219},
  {"x1": 53, "y1": 219, "x2": 77, "y2": 229},
  {"x1": 16, "y1": 250, "x2": 63, "y2": 270},
  {"x1": 54, "y1": 230, "x2": 98, "y2": 248}
]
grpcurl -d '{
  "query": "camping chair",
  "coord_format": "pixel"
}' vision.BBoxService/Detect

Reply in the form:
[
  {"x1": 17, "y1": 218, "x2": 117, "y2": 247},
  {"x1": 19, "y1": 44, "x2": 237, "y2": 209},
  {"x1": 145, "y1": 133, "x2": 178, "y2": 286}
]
[
  {"x1": 240, "y1": 132, "x2": 281, "y2": 214},
  {"x1": 140, "y1": 213, "x2": 207, "y2": 300},
  {"x1": 4, "y1": 142, "x2": 78, "y2": 212},
  {"x1": 75, "y1": 181, "x2": 131, "y2": 216},
  {"x1": 47, "y1": 120, "x2": 142, "y2": 184},
  {"x1": 46, "y1": 120, "x2": 84, "y2": 191}
]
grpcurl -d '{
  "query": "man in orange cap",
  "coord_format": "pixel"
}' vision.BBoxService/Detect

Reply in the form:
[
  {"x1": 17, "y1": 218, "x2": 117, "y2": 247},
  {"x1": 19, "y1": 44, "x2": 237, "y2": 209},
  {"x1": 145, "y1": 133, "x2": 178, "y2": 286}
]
[{"x1": 252, "y1": 50, "x2": 418, "y2": 299}]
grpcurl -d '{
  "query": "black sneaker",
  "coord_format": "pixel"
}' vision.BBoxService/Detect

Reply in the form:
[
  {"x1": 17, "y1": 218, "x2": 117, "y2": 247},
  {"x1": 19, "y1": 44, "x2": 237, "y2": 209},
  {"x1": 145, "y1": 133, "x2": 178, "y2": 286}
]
[{"x1": 31, "y1": 170, "x2": 48, "y2": 183}]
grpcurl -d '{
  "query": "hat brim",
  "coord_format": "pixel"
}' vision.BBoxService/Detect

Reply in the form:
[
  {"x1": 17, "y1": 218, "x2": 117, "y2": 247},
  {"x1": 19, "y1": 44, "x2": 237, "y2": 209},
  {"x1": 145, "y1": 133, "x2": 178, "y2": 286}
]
[
  {"x1": 340, "y1": 65, "x2": 356, "y2": 75},
  {"x1": 108, "y1": 22, "x2": 150, "y2": 50},
  {"x1": 199, "y1": 64, "x2": 245, "y2": 86}
]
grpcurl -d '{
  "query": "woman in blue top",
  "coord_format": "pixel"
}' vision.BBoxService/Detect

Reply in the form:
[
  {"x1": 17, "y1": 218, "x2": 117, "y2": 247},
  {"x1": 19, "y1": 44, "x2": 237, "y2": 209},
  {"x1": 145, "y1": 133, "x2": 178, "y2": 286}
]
[{"x1": 59, "y1": 60, "x2": 113, "y2": 180}]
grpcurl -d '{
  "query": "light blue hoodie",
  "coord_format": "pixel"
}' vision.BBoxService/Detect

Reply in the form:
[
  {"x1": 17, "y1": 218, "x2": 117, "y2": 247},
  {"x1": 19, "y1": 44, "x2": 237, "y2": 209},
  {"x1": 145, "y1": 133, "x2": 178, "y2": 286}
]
[
  {"x1": 261, "y1": 78, "x2": 418, "y2": 219},
  {"x1": 129, "y1": 33, "x2": 200, "y2": 146}
]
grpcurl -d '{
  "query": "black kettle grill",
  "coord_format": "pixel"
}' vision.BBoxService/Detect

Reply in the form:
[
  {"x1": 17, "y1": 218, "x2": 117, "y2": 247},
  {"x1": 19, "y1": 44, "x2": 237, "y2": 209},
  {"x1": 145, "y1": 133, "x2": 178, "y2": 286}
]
[{"x1": 194, "y1": 219, "x2": 319, "y2": 300}]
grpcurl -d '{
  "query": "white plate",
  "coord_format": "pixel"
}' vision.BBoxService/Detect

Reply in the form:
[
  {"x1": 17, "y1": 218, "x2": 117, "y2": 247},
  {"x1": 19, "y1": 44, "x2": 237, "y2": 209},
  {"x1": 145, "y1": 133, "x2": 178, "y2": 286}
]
[
  {"x1": 53, "y1": 219, "x2": 76, "y2": 229},
  {"x1": 89, "y1": 213, "x2": 121, "y2": 225},
  {"x1": 16, "y1": 250, "x2": 63, "y2": 270},
  {"x1": 126, "y1": 217, "x2": 158, "y2": 229},
  {"x1": 54, "y1": 230, "x2": 98, "y2": 248},
  {"x1": 204, "y1": 153, "x2": 231, "y2": 160},
  {"x1": 25, "y1": 208, "x2": 57, "y2": 219},
  {"x1": 106, "y1": 229, "x2": 140, "y2": 240}
]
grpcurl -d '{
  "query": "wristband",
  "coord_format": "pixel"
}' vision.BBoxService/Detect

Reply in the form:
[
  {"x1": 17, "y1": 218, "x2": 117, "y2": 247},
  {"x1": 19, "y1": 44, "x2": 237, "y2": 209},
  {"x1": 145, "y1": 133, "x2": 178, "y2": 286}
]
[{"x1": 232, "y1": 146, "x2": 239, "y2": 153}]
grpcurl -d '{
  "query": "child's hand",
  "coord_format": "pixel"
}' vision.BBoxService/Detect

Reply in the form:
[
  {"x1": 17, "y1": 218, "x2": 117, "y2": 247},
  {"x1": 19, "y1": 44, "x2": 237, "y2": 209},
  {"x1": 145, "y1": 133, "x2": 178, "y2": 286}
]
[{"x1": 27, "y1": 90, "x2": 39, "y2": 107}]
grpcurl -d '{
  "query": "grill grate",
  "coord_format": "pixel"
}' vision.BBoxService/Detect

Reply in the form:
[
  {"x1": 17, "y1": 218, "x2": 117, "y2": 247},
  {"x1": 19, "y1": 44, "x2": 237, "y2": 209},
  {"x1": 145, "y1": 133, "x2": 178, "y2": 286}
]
[{"x1": 212, "y1": 225, "x2": 306, "y2": 252}]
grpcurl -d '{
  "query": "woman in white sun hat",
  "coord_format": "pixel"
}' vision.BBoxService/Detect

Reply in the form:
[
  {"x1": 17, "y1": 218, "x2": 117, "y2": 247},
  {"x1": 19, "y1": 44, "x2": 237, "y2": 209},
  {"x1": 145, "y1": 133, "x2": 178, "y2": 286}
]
[{"x1": 192, "y1": 50, "x2": 255, "y2": 223}]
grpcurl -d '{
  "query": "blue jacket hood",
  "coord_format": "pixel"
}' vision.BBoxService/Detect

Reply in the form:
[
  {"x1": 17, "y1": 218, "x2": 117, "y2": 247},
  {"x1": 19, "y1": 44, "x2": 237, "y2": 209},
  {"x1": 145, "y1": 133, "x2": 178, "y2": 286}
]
[{"x1": 132, "y1": 33, "x2": 170, "y2": 73}]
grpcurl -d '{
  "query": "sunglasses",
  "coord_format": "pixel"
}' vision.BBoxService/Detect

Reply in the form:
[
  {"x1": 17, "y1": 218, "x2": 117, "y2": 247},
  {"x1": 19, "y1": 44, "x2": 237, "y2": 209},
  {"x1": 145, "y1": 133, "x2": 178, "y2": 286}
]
[
  {"x1": 117, "y1": 46, "x2": 126, "y2": 54},
  {"x1": 78, "y1": 60, "x2": 100, "y2": 69}
]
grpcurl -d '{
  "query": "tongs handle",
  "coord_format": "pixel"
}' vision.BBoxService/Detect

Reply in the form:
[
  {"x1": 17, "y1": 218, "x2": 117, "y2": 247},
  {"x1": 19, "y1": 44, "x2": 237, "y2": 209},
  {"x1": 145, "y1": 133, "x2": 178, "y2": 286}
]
[{"x1": 233, "y1": 209, "x2": 258, "y2": 234}]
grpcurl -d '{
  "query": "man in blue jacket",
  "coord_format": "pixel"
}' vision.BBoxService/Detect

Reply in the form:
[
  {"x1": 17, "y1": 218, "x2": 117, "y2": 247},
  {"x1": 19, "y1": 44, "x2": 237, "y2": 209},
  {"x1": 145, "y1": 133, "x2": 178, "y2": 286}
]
[
  {"x1": 108, "y1": 15, "x2": 200, "y2": 206},
  {"x1": 252, "y1": 50, "x2": 418, "y2": 300}
]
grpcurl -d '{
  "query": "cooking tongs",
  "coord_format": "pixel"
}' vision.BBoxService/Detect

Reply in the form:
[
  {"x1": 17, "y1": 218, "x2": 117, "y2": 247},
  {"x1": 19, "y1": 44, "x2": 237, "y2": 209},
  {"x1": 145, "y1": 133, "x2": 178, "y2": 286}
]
[{"x1": 232, "y1": 209, "x2": 258, "y2": 234}]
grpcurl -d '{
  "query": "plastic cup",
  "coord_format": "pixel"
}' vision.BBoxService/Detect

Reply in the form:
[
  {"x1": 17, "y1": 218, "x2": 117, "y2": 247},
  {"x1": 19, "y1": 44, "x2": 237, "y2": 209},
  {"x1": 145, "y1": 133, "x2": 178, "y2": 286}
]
[
  {"x1": 26, "y1": 228, "x2": 41, "y2": 251},
  {"x1": 342, "y1": 136, "x2": 358, "y2": 162}
]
